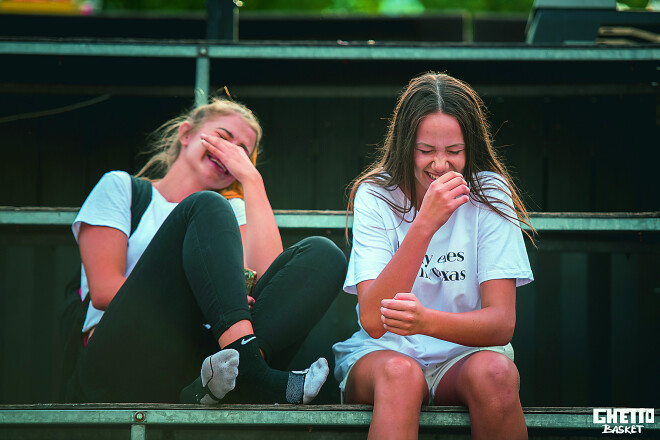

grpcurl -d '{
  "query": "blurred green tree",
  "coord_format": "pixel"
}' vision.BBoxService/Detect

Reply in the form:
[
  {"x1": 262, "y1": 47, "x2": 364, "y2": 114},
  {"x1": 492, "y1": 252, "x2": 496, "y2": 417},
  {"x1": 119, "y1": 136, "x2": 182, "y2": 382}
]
[{"x1": 101, "y1": 0, "x2": 650, "y2": 13}]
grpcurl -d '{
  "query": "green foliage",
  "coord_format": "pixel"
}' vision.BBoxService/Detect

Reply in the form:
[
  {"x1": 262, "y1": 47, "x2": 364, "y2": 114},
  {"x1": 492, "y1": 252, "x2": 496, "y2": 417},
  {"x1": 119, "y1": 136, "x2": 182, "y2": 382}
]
[
  {"x1": 618, "y1": 0, "x2": 652, "y2": 8},
  {"x1": 421, "y1": 0, "x2": 534, "y2": 13},
  {"x1": 102, "y1": 0, "x2": 536, "y2": 13},
  {"x1": 101, "y1": 0, "x2": 652, "y2": 13},
  {"x1": 103, "y1": 0, "x2": 205, "y2": 12}
]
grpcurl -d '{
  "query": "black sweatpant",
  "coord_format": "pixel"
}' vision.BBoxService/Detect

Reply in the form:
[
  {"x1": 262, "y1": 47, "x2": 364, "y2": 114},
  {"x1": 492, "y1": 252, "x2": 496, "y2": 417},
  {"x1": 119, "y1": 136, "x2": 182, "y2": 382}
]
[{"x1": 67, "y1": 191, "x2": 347, "y2": 403}]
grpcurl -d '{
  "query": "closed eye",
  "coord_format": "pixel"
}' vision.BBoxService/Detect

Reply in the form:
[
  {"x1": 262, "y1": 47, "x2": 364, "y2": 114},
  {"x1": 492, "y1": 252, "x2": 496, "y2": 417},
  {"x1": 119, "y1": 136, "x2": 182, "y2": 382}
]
[
  {"x1": 416, "y1": 148, "x2": 434, "y2": 154},
  {"x1": 215, "y1": 130, "x2": 249, "y2": 155}
]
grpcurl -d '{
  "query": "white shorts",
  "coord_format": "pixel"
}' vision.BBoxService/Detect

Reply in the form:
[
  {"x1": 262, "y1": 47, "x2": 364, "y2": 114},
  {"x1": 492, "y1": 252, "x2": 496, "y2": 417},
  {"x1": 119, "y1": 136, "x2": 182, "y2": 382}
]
[{"x1": 339, "y1": 343, "x2": 514, "y2": 405}]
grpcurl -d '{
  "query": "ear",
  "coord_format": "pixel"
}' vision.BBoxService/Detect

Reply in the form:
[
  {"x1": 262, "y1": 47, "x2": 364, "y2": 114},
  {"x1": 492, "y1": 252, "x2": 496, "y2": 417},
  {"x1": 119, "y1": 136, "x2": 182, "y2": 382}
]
[{"x1": 179, "y1": 121, "x2": 193, "y2": 147}]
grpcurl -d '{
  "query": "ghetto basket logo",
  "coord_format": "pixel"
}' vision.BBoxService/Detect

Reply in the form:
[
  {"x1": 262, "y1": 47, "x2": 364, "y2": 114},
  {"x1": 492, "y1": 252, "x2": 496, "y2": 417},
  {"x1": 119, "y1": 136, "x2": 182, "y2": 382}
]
[{"x1": 592, "y1": 408, "x2": 655, "y2": 435}]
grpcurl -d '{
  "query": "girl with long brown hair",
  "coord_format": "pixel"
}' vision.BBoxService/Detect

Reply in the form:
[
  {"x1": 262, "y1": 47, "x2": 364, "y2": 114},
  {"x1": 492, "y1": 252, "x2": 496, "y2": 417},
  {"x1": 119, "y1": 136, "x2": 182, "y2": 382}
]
[{"x1": 333, "y1": 72, "x2": 534, "y2": 439}]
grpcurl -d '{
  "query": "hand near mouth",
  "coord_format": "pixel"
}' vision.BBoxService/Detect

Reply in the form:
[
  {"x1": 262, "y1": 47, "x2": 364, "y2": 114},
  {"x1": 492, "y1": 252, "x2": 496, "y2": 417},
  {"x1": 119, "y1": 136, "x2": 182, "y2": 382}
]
[
  {"x1": 416, "y1": 170, "x2": 469, "y2": 233},
  {"x1": 200, "y1": 133, "x2": 258, "y2": 184}
]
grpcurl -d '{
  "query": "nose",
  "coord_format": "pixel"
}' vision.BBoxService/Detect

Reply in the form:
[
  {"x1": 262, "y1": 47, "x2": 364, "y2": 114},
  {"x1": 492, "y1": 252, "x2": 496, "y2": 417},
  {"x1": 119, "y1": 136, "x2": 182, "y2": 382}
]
[{"x1": 432, "y1": 153, "x2": 449, "y2": 173}]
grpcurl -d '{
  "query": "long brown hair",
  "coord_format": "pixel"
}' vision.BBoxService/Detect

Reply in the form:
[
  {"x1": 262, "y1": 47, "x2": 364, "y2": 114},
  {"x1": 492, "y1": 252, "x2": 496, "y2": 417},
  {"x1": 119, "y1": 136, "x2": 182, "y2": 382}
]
[
  {"x1": 137, "y1": 97, "x2": 262, "y2": 199},
  {"x1": 348, "y1": 72, "x2": 535, "y2": 241}
]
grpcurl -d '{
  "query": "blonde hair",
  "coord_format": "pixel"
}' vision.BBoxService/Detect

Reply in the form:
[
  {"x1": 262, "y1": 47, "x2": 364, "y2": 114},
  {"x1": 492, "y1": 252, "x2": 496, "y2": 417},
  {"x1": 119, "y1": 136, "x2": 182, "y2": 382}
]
[{"x1": 137, "y1": 97, "x2": 262, "y2": 199}]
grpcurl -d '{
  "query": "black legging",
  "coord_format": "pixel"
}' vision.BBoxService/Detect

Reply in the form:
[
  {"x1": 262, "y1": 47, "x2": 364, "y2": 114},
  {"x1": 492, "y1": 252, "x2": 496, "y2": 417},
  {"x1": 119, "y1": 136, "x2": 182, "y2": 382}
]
[{"x1": 66, "y1": 191, "x2": 347, "y2": 403}]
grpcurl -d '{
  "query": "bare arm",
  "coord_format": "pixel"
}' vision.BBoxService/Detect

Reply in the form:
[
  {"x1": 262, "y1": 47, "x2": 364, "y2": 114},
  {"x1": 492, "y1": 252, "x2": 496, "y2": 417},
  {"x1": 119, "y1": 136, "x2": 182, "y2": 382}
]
[
  {"x1": 240, "y1": 173, "x2": 283, "y2": 277},
  {"x1": 77, "y1": 223, "x2": 128, "y2": 310},
  {"x1": 380, "y1": 279, "x2": 517, "y2": 347},
  {"x1": 201, "y1": 134, "x2": 283, "y2": 277},
  {"x1": 356, "y1": 219, "x2": 434, "y2": 338},
  {"x1": 356, "y1": 171, "x2": 469, "y2": 338}
]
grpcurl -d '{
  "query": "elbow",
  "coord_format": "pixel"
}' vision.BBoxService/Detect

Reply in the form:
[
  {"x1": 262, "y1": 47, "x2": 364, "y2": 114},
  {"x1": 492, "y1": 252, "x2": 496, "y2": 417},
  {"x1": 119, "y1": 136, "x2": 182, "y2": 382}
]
[
  {"x1": 359, "y1": 311, "x2": 386, "y2": 339},
  {"x1": 365, "y1": 326, "x2": 386, "y2": 340},
  {"x1": 89, "y1": 290, "x2": 111, "y2": 311},
  {"x1": 89, "y1": 296, "x2": 107, "y2": 311},
  {"x1": 493, "y1": 321, "x2": 516, "y2": 346}
]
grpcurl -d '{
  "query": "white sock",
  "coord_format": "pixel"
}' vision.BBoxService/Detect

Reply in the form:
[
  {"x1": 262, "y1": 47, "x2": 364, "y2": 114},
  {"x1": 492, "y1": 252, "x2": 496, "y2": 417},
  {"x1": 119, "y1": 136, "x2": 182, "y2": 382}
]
[
  {"x1": 290, "y1": 357, "x2": 329, "y2": 404},
  {"x1": 199, "y1": 349, "x2": 240, "y2": 404}
]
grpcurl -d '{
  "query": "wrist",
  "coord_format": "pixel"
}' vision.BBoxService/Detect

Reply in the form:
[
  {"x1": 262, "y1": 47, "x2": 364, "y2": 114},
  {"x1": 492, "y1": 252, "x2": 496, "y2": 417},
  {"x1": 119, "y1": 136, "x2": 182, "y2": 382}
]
[
  {"x1": 238, "y1": 169, "x2": 263, "y2": 189},
  {"x1": 410, "y1": 215, "x2": 436, "y2": 241}
]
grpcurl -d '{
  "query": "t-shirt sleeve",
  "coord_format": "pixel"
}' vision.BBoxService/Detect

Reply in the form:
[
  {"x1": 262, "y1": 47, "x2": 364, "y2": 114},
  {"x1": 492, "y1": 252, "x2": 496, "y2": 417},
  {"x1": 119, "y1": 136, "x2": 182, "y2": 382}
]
[
  {"x1": 344, "y1": 185, "x2": 397, "y2": 294},
  {"x1": 476, "y1": 174, "x2": 533, "y2": 287},
  {"x1": 72, "y1": 171, "x2": 132, "y2": 243},
  {"x1": 227, "y1": 197, "x2": 247, "y2": 226}
]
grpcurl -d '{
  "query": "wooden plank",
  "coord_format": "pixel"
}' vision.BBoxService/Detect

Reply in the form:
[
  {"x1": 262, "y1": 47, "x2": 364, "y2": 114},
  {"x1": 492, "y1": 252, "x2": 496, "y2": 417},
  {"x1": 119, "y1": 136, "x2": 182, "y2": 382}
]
[
  {"x1": 587, "y1": 253, "x2": 612, "y2": 406},
  {"x1": 560, "y1": 253, "x2": 590, "y2": 405},
  {"x1": 533, "y1": 252, "x2": 563, "y2": 405}
]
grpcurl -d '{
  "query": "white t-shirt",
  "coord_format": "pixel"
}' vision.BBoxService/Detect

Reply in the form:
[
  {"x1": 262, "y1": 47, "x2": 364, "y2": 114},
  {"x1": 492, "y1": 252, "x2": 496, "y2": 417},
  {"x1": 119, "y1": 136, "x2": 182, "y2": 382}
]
[
  {"x1": 72, "y1": 170, "x2": 247, "y2": 332},
  {"x1": 332, "y1": 171, "x2": 533, "y2": 383}
]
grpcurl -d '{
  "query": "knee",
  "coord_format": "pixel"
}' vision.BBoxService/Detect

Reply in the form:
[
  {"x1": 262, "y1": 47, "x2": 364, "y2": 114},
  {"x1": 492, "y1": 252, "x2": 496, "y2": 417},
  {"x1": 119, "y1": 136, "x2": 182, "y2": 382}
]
[
  {"x1": 298, "y1": 236, "x2": 347, "y2": 271},
  {"x1": 179, "y1": 191, "x2": 233, "y2": 216},
  {"x1": 461, "y1": 352, "x2": 520, "y2": 409},
  {"x1": 375, "y1": 355, "x2": 426, "y2": 394},
  {"x1": 182, "y1": 190, "x2": 228, "y2": 206}
]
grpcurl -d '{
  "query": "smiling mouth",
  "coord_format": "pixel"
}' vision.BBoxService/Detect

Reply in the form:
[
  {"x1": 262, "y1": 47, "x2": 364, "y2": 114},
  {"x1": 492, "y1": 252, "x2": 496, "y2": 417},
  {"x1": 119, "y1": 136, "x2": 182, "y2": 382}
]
[
  {"x1": 426, "y1": 171, "x2": 443, "y2": 181},
  {"x1": 208, "y1": 155, "x2": 229, "y2": 175}
]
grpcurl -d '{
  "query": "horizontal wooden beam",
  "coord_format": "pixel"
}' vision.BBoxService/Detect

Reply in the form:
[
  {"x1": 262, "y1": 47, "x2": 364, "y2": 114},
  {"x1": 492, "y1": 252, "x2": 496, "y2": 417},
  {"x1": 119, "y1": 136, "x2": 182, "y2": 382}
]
[{"x1": 0, "y1": 207, "x2": 658, "y2": 232}]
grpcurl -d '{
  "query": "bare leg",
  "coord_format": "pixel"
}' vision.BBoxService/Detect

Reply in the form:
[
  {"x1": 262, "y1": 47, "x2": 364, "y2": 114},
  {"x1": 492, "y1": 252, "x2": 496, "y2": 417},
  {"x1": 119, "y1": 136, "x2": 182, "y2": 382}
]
[
  {"x1": 434, "y1": 351, "x2": 527, "y2": 440},
  {"x1": 345, "y1": 351, "x2": 428, "y2": 440},
  {"x1": 218, "y1": 319, "x2": 255, "y2": 348}
]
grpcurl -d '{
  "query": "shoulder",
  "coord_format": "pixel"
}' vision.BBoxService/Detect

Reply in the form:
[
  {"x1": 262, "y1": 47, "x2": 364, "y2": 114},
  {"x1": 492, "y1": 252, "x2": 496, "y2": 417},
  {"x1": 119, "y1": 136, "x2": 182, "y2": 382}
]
[
  {"x1": 73, "y1": 171, "x2": 132, "y2": 240},
  {"x1": 95, "y1": 170, "x2": 132, "y2": 195},
  {"x1": 474, "y1": 171, "x2": 509, "y2": 192},
  {"x1": 472, "y1": 171, "x2": 513, "y2": 205},
  {"x1": 354, "y1": 177, "x2": 401, "y2": 207}
]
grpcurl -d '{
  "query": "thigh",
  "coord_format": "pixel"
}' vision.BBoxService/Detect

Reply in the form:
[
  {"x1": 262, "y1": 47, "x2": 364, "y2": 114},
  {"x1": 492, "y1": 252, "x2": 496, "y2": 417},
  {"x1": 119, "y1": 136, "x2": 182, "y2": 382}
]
[
  {"x1": 344, "y1": 350, "x2": 429, "y2": 405},
  {"x1": 433, "y1": 350, "x2": 519, "y2": 406},
  {"x1": 250, "y1": 236, "x2": 346, "y2": 364},
  {"x1": 73, "y1": 192, "x2": 243, "y2": 402}
]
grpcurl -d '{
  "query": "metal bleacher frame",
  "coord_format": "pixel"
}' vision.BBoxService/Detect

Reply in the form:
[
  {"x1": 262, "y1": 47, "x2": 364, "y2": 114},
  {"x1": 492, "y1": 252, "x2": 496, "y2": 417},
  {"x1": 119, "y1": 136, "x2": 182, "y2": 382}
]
[
  {"x1": 2, "y1": 38, "x2": 660, "y2": 107},
  {"x1": 5, "y1": 404, "x2": 655, "y2": 440},
  {"x1": 1, "y1": 207, "x2": 659, "y2": 233}
]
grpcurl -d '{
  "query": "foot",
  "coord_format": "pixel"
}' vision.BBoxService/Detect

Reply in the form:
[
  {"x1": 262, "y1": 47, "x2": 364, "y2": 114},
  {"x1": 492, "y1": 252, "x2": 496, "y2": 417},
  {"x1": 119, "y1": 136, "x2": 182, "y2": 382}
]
[
  {"x1": 226, "y1": 335, "x2": 329, "y2": 404},
  {"x1": 300, "y1": 357, "x2": 329, "y2": 404},
  {"x1": 180, "y1": 349, "x2": 239, "y2": 404}
]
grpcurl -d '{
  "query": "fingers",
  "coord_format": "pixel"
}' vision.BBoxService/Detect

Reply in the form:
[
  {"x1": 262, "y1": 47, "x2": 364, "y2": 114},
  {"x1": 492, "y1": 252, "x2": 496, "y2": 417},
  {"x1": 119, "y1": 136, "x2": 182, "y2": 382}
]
[
  {"x1": 434, "y1": 172, "x2": 469, "y2": 198},
  {"x1": 200, "y1": 133, "x2": 254, "y2": 180},
  {"x1": 380, "y1": 294, "x2": 415, "y2": 321},
  {"x1": 380, "y1": 292, "x2": 425, "y2": 336},
  {"x1": 200, "y1": 133, "x2": 233, "y2": 156},
  {"x1": 201, "y1": 132, "x2": 251, "y2": 160},
  {"x1": 393, "y1": 292, "x2": 417, "y2": 301},
  {"x1": 247, "y1": 295, "x2": 255, "y2": 310},
  {"x1": 382, "y1": 293, "x2": 415, "y2": 310},
  {"x1": 381, "y1": 313, "x2": 413, "y2": 335},
  {"x1": 418, "y1": 171, "x2": 470, "y2": 230}
]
